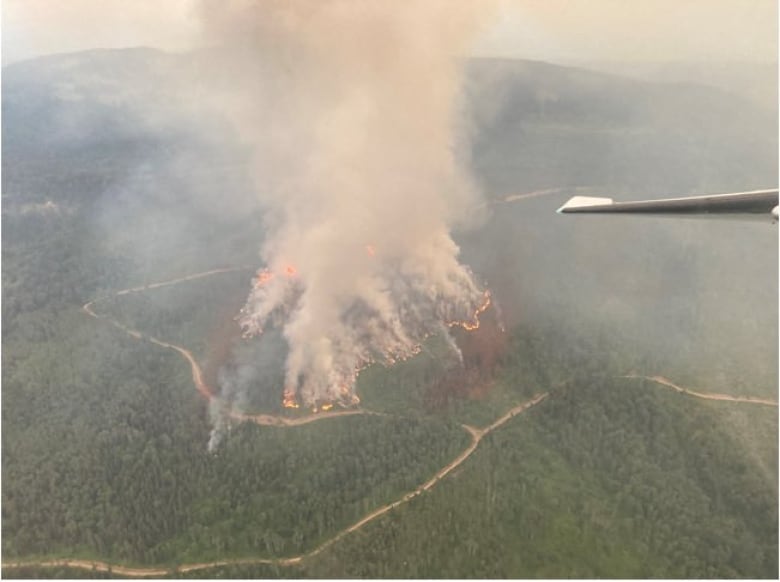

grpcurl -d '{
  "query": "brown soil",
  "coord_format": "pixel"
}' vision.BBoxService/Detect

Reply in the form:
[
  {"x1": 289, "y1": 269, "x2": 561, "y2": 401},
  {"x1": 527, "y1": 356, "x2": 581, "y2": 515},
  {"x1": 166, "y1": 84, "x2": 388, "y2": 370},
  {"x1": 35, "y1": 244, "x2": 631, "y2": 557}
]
[
  {"x1": 200, "y1": 289, "x2": 246, "y2": 393},
  {"x1": 425, "y1": 304, "x2": 508, "y2": 409}
]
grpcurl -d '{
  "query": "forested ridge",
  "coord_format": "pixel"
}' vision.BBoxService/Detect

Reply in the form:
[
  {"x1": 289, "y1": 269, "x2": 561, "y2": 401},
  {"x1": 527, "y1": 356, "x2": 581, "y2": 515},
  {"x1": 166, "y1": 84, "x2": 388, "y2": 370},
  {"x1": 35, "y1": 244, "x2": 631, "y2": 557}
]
[
  {"x1": 307, "y1": 379, "x2": 777, "y2": 578},
  {"x1": 4, "y1": 51, "x2": 777, "y2": 578},
  {"x1": 5, "y1": 375, "x2": 776, "y2": 578},
  {"x1": 4, "y1": 257, "x2": 776, "y2": 576},
  {"x1": 4, "y1": 271, "x2": 472, "y2": 565}
]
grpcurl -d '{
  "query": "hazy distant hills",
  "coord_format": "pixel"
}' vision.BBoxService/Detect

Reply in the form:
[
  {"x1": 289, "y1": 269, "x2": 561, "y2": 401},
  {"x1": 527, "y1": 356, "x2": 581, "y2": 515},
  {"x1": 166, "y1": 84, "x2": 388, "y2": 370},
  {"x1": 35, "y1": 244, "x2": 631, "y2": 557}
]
[
  {"x1": 466, "y1": 57, "x2": 777, "y2": 196},
  {"x1": 2, "y1": 47, "x2": 777, "y2": 578},
  {"x1": 5, "y1": 49, "x2": 776, "y2": 204},
  {"x1": 2, "y1": 48, "x2": 777, "y2": 430},
  {"x1": 3, "y1": 48, "x2": 777, "y2": 390},
  {"x1": 2, "y1": 48, "x2": 184, "y2": 151},
  {"x1": 573, "y1": 59, "x2": 778, "y2": 112}
]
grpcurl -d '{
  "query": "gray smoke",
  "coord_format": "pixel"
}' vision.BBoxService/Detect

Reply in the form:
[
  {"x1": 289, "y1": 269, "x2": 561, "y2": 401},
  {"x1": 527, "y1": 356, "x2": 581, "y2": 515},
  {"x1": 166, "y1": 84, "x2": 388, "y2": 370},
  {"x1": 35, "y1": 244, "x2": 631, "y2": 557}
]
[{"x1": 198, "y1": 1, "x2": 497, "y2": 407}]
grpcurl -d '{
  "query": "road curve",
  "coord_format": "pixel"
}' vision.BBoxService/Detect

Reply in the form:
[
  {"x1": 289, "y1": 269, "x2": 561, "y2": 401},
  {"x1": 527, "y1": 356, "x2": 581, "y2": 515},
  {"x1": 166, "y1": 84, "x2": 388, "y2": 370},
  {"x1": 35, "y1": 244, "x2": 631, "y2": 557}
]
[
  {"x1": 82, "y1": 268, "x2": 378, "y2": 427},
  {"x1": 3, "y1": 393, "x2": 549, "y2": 577},
  {"x1": 29, "y1": 271, "x2": 772, "y2": 578},
  {"x1": 42, "y1": 271, "x2": 777, "y2": 577},
  {"x1": 16, "y1": 275, "x2": 772, "y2": 578},
  {"x1": 304, "y1": 392, "x2": 549, "y2": 561}
]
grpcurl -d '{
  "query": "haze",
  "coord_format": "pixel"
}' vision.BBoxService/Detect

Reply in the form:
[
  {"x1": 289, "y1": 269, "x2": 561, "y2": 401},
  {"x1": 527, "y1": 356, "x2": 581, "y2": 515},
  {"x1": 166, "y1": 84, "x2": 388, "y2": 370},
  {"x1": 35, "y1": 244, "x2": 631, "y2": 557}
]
[
  {"x1": 3, "y1": 0, "x2": 777, "y2": 65},
  {"x1": 2, "y1": 0, "x2": 777, "y2": 578}
]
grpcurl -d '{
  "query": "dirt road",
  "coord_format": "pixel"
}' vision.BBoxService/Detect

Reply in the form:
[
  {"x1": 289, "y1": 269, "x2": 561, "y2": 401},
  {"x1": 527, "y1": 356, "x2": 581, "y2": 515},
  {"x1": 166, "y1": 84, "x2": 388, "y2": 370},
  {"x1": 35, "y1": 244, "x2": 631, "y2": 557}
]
[
  {"x1": 22, "y1": 269, "x2": 771, "y2": 577},
  {"x1": 18, "y1": 267, "x2": 552, "y2": 576},
  {"x1": 3, "y1": 392, "x2": 549, "y2": 577},
  {"x1": 304, "y1": 392, "x2": 549, "y2": 561},
  {"x1": 624, "y1": 375, "x2": 778, "y2": 407},
  {"x1": 115, "y1": 267, "x2": 251, "y2": 297},
  {"x1": 2, "y1": 559, "x2": 171, "y2": 577},
  {"x1": 82, "y1": 269, "x2": 379, "y2": 427}
]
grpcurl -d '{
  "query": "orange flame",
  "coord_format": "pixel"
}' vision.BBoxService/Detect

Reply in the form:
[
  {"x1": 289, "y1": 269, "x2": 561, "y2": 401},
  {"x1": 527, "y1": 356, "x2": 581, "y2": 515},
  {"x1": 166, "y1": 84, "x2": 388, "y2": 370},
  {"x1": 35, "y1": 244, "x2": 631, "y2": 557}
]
[
  {"x1": 254, "y1": 269, "x2": 274, "y2": 288},
  {"x1": 282, "y1": 390, "x2": 299, "y2": 409},
  {"x1": 272, "y1": 287, "x2": 492, "y2": 410},
  {"x1": 284, "y1": 265, "x2": 298, "y2": 277},
  {"x1": 448, "y1": 290, "x2": 491, "y2": 331}
]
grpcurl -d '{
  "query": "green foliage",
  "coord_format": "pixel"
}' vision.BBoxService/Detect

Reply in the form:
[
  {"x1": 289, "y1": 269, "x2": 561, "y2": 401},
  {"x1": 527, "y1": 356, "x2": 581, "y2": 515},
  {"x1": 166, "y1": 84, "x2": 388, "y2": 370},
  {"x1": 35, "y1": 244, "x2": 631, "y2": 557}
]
[
  {"x1": 3, "y1": 304, "x2": 468, "y2": 566},
  {"x1": 157, "y1": 416, "x2": 468, "y2": 563},
  {"x1": 169, "y1": 563, "x2": 304, "y2": 579},
  {"x1": 356, "y1": 334, "x2": 457, "y2": 417},
  {"x1": 305, "y1": 379, "x2": 778, "y2": 578},
  {"x1": 2, "y1": 566, "x2": 120, "y2": 579},
  {"x1": 3, "y1": 52, "x2": 777, "y2": 579},
  {"x1": 94, "y1": 271, "x2": 250, "y2": 362}
]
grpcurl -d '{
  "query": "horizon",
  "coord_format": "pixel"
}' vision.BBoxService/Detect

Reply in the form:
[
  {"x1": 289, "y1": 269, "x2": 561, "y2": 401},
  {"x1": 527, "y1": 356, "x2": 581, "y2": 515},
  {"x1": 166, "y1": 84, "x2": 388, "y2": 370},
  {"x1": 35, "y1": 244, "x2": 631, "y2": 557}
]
[{"x1": 3, "y1": 1, "x2": 777, "y2": 66}]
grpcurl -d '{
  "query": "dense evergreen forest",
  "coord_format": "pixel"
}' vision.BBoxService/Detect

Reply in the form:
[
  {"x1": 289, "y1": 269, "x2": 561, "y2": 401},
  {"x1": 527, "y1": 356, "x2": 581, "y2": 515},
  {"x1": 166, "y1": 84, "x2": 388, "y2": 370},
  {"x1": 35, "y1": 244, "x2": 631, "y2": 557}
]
[
  {"x1": 307, "y1": 379, "x2": 777, "y2": 578},
  {"x1": 6, "y1": 379, "x2": 777, "y2": 578},
  {"x1": 3, "y1": 50, "x2": 777, "y2": 578}
]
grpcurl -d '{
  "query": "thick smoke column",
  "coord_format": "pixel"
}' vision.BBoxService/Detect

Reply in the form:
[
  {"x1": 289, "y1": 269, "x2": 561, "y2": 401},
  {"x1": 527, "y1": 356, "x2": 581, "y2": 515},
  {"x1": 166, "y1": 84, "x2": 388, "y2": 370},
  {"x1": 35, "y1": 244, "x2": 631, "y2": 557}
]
[{"x1": 202, "y1": 1, "x2": 494, "y2": 407}]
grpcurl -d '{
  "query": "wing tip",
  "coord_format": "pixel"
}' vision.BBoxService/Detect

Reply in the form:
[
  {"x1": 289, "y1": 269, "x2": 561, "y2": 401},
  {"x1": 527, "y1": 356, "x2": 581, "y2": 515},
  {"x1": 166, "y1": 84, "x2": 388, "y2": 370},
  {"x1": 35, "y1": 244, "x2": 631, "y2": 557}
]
[{"x1": 557, "y1": 196, "x2": 614, "y2": 214}]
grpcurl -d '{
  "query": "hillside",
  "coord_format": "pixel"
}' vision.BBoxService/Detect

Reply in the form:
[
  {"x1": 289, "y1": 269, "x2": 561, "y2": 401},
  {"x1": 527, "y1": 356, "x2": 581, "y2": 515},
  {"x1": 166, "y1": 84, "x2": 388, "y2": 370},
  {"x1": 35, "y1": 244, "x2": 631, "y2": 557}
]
[{"x1": 2, "y1": 49, "x2": 777, "y2": 578}]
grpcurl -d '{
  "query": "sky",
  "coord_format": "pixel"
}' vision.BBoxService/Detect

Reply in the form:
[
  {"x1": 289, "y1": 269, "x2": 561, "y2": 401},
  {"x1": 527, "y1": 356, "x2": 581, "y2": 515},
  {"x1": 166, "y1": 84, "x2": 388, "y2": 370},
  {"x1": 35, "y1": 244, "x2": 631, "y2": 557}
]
[{"x1": 2, "y1": 0, "x2": 778, "y2": 65}]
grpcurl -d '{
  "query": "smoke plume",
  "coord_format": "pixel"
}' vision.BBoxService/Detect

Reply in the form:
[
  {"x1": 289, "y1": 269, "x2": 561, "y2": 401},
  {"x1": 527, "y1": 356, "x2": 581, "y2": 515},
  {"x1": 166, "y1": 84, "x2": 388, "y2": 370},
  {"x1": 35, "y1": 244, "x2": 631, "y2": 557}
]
[{"x1": 200, "y1": 1, "x2": 495, "y2": 408}]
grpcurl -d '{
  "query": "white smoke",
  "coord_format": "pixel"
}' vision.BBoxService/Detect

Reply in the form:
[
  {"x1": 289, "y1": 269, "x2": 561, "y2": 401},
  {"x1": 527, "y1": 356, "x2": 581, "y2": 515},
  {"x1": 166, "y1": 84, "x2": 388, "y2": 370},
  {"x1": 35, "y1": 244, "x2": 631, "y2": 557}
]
[{"x1": 200, "y1": 1, "x2": 496, "y2": 407}]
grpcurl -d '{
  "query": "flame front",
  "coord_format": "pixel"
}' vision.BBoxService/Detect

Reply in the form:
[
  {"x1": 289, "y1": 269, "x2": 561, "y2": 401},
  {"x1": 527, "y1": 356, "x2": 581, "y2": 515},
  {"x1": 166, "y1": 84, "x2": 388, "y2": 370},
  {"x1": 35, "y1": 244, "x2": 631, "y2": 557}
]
[
  {"x1": 254, "y1": 269, "x2": 274, "y2": 288},
  {"x1": 282, "y1": 390, "x2": 300, "y2": 409},
  {"x1": 238, "y1": 255, "x2": 490, "y2": 408},
  {"x1": 451, "y1": 290, "x2": 491, "y2": 332}
]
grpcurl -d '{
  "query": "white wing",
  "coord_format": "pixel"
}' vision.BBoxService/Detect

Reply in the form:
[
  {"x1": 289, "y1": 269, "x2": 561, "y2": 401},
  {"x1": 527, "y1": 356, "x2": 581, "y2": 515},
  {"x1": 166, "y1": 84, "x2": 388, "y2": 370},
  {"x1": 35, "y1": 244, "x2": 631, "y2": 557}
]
[{"x1": 557, "y1": 189, "x2": 778, "y2": 223}]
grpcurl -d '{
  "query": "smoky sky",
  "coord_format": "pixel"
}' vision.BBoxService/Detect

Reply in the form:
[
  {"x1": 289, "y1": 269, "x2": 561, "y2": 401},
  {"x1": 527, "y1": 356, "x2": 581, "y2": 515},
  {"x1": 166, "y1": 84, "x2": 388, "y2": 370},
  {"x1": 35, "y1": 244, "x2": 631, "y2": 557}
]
[
  {"x1": 200, "y1": 0, "x2": 495, "y2": 407},
  {"x1": 3, "y1": 0, "x2": 777, "y2": 65},
  {"x1": 476, "y1": 0, "x2": 778, "y2": 64},
  {"x1": 4, "y1": 1, "x2": 775, "y2": 457}
]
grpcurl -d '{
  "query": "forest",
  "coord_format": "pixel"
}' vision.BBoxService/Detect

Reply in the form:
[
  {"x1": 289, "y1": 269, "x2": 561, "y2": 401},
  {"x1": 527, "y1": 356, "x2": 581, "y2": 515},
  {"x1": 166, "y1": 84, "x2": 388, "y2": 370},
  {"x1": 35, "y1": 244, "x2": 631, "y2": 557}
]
[
  {"x1": 4, "y1": 213, "x2": 776, "y2": 576},
  {"x1": 3, "y1": 50, "x2": 777, "y2": 578}
]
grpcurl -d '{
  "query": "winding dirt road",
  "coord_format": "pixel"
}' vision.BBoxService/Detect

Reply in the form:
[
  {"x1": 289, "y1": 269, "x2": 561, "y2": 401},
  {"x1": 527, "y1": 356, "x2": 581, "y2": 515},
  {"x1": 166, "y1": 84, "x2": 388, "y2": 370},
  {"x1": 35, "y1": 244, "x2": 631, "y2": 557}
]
[
  {"x1": 7, "y1": 269, "x2": 774, "y2": 577},
  {"x1": 302, "y1": 392, "x2": 549, "y2": 563},
  {"x1": 83, "y1": 268, "x2": 377, "y2": 426},
  {"x1": 115, "y1": 267, "x2": 253, "y2": 297},
  {"x1": 3, "y1": 393, "x2": 549, "y2": 577},
  {"x1": 623, "y1": 374, "x2": 778, "y2": 407},
  {"x1": 15, "y1": 267, "x2": 551, "y2": 575}
]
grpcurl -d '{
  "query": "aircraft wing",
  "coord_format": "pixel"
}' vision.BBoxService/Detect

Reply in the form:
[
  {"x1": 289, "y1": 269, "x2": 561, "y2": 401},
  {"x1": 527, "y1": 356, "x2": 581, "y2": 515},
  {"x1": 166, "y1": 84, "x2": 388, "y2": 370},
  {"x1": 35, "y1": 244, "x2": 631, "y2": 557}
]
[{"x1": 557, "y1": 189, "x2": 778, "y2": 223}]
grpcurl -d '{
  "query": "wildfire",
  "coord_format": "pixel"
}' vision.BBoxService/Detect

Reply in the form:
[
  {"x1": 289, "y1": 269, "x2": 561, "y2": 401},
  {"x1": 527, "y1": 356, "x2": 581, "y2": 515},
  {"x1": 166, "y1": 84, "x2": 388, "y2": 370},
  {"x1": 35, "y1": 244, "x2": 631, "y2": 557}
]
[
  {"x1": 240, "y1": 256, "x2": 495, "y2": 409},
  {"x1": 450, "y1": 290, "x2": 491, "y2": 332},
  {"x1": 253, "y1": 269, "x2": 274, "y2": 288},
  {"x1": 282, "y1": 390, "x2": 300, "y2": 409}
]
